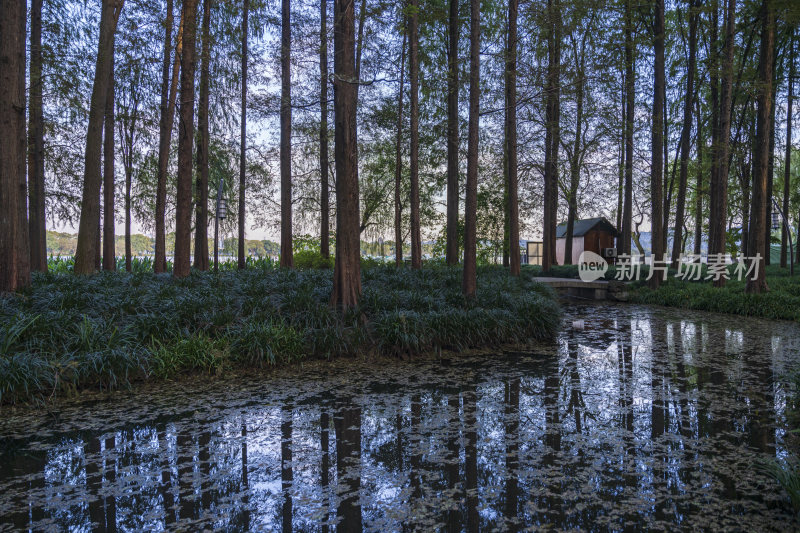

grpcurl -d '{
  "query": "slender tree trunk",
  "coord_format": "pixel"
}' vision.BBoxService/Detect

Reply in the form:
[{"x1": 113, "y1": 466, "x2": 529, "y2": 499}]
[
  {"x1": 28, "y1": 0, "x2": 46, "y2": 272},
  {"x1": 543, "y1": 0, "x2": 561, "y2": 270},
  {"x1": 74, "y1": 0, "x2": 122, "y2": 274},
  {"x1": 616, "y1": 68, "x2": 625, "y2": 235},
  {"x1": 173, "y1": 0, "x2": 198, "y2": 278},
  {"x1": 0, "y1": 0, "x2": 30, "y2": 291},
  {"x1": 694, "y1": 97, "x2": 704, "y2": 255},
  {"x1": 507, "y1": 0, "x2": 520, "y2": 276},
  {"x1": 125, "y1": 163, "x2": 132, "y2": 271},
  {"x1": 462, "y1": 0, "x2": 480, "y2": 297},
  {"x1": 649, "y1": 0, "x2": 665, "y2": 289},
  {"x1": 194, "y1": 0, "x2": 211, "y2": 271},
  {"x1": 102, "y1": 52, "x2": 116, "y2": 271},
  {"x1": 320, "y1": 0, "x2": 330, "y2": 258},
  {"x1": 765, "y1": 69, "x2": 777, "y2": 265},
  {"x1": 708, "y1": 0, "x2": 720, "y2": 255},
  {"x1": 747, "y1": 0, "x2": 775, "y2": 293},
  {"x1": 671, "y1": 0, "x2": 698, "y2": 266},
  {"x1": 280, "y1": 0, "x2": 294, "y2": 267},
  {"x1": 782, "y1": 34, "x2": 794, "y2": 268},
  {"x1": 564, "y1": 38, "x2": 586, "y2": 266},
  {"x1": 409, "y1": 0, "x2": 422, "y2": 269},
  {"x1": 445, "y1": 0, "x2": 459, "y2": 265},
  {"x1": 155, "y1": 1, "x2": 180, "y2": 273},
  {"x1": 710, "y1": 0, "x2": 735, "y2": 287},
  {"x1": 621, "y1": 0, "x2": 634, "y2": 256},
  {"x1": 330, "y1": 0, "x2": 361, "y2": 309},
  {"x1": 394, "y1": 30, "x2": 407, "y2": 267},
  {"x1": 238, "y1": 0, "x2": 249, "y2": 269}
]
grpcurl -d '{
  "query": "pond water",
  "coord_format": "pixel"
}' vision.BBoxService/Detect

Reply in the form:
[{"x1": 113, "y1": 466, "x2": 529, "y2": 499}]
[{"x1": 0, "y1": 303, "x2": 798, "y2": 532}]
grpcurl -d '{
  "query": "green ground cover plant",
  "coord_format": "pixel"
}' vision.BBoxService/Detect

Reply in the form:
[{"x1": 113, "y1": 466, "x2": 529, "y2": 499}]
[{"x1": 0, "y1": 264, "x2": 560, "y2": 404}]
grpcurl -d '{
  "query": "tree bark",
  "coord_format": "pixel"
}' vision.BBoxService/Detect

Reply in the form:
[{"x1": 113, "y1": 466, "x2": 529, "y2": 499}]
[
  {"x1": 564, "y1": 32, "x2": 587, "y2": 266},
  {"x1": 764, "y1": 67, "x2": 777, "y2": 265},
  {"x1": 782, "y1": 34, "x2": 794, "y2": 268},
  {"x1": 194, "y1": 0, "x2": 211, "y2": 271},
  {"x1": 330, "y1": 0, "x2": 361, "y2": 309},
  {"x1": 462, "y1": 0, "x2": 480, "y2": 297},
  {"x1": 409, "y1": 0, "x2": 422, "y2": 269},
  {"x1": 0, "y1": 0, "x2": 30, "y2": 291},
  {"x1": 74, "y1": 0, "x2": 122, "y2": 274},
  {"x1": 506, "y1": 0, "x2": 520, "y2": 276},
  {"x1": 445, "y1": 0, "x2": 459, "y2": 266},
  {"x1": 710, "y1": 0, "x2": 735, "y2": 287},
  {"x1": 746, "y1": 0, "x2": 775, "y2": 293},
  {"x1": 320, "y1": 0, "x2": 330, "y2": 258},
  {"x1": 173, "y1": 0, "x2": 198, "y2": 278},
  {"x1": 394, "y1": 30, "x2": 407, "y2": 267},
  {"x1": 671, "y1": 0, "x2": 699, "y2": 266},
  {"x1": 155, "y1": 0, "x2": 181, "y2": 273},
  {"x1": 102, "y1": 51, "x2": 117, "y2": 271},
  {"x1": 707, "y1": 0, "x2": 721, "y2": 256},
  {"x1": 694, "y1": 96, "x2": 704, "y2": 255},
  {"x1": 649, "y1": 0, "x2": 665, "y2": 289},
  {"x1": 280, "y1": 0, "x2": 294, "y2": 267},
  {"x1": 620, "y1": 0, "x2": 634, "y2": 256},
  {"x1": 28, "y1": 0, "x2": 46, "y2": 272},
  {"x1": 238, "y1": 0, "x2": 249, "y2": 269}
]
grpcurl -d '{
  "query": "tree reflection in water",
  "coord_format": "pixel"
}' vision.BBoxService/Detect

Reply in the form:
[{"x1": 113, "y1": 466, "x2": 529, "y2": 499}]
[{"x1": 0, "y1": 304, "x2": 796, "y2": 531}]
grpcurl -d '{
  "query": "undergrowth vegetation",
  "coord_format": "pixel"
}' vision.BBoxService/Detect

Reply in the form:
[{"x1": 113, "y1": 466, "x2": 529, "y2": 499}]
[{"x1": 0, "y1": 265, "x2": 559, "y2": 404}]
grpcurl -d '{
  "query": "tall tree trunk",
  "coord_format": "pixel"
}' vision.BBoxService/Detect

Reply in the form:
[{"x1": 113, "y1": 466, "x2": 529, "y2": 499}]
[
  {"x1": 616, "y1": 68, "x2": 625, "y2": 235},
  {"x1": 445, "y1": 0, "x2": 459, "y2": 265},
  {"x1": 746, "y1": 0, "x2": 775, "y2": 293},
  {"x1": 409, "y1": 0, "x2": 422, "y2": 270},
  {"x1": 694, "y1": 97, "x2": 704, "y2": 255},
  {"x1": 173, "y1": 0, "x2": 198, "y2": 278},
  {"x1": 28, "y1": 0, "x2": 46, "y2": 272},
  {"x1": 194, "y1": 0, "x2": 211, "y2": 271},
  {"x1": 394, "y1": 30, "x2": 407, "y2": 267},
  {"x1": 543, "y1": 0, "x2": 561, "y2": 270},
  {"x1": 119, "y1": 83, "x2": 139, "y2": 273},
  {"x1": 564, "y1": 36, "x2": 586, "y2": 266},
  {"x1": 125, "y1": 156, "x2": 132, "y2": 272},
  {"x1": 649, "y1": 0, "x2": 665, "y2": 289},
  {"x1": 155, "y1": 1, "x2": 181, "y2": 273},
  {"x1": 782, "y1": 33, "x2": 794, "y2": 268},
  {"x1": 0, "y1": 0, "x2": 30, "y2": 291},
  {"x1": 765, "y1": 68, "x2": 777, "y2": 265},
  {"x1": 330, "y1": 0, "x2": 361, "y2": 309},
  {"x1": 320, "y1": 0, "x2": 330, "y2": 259},
  {"x1": 102, "y1": 53, "x2": 116, "y2": 271},
  {"x1": 621, "y1": 0, "x2": 634, "y2": 256},
  {"x1": 238, "y1": 0, "x2": 249, "y2": 269},
  {"x1": 280, "y1": 0, "x2": 294, "y2": 267},
  {"x1": 462, "y1": 0, "x2": 480, "y2": 297},
  {"x1": 74, "y1": 0, "x2": 122, "y2": 274},
  {"x1": 710, "y1": 0, "x2": 735, "y2": 287},
  {"x1": 671, "y1": 0, "x2": 699, "y2": 266},
  {"x1": 506, "y1": 0, "x2": 520, "y2": 276}
]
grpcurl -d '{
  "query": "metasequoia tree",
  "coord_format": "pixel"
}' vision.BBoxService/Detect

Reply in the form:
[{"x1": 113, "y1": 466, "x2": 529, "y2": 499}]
[
  {"x1": 394, "y1": 30, "x2": 407, "y2": 267},
  {"x1": 619, "y1": 0, "x2": 634, "y2": 257},
  {"x1": 238, "y1": 0, "x2": 249, "y2": 270},
  {"x1": 506, "y1": 0, "x2": 520, "y2": 276},
  {"x1": 194, "y1": 0, "x2": 211, "y2": 271},
  {"x1": 747, "y1": 0, "x2": 775, "y2": 294},
  {"x1": 649, "y1": 0, "x2": 665, "y2": 290},
  {"x1": 0, "y1": 0, "x2": 30, "y2": 291},
  {"x1": 280, "y1": 0, "x2": 294, "y2": 267},
  {"x1": 28, "y1": 0, "x2": 46, "y2": 272},
  {"x1": 543, "y1": 0, "x2": 561, "y2": 270},
  {"x1": 781, "y1": 32, "x2": 794, "y2": 268},
  {"x1": 330, "y1": 0, "x2": 361, "y2": 309},
  {"x1": 102, "y1": 51, "x2": 117, "y2": 271},
  {"x1": 320, "y1": 0, "x2": 330, "y2": 259},
  {"x1": 409, "y1": 0, "x2": 422, "y2": 270},
  {"x1": 155, "y1": 0, "x2": 181, "y2": 273},
  {"x1": 462, "y1": 0, "x2": 480, "y2": 297},
  {"x1": 445, "y1": 0, "x2": 459, "y2": 265},
  {"x1": 74, "y1": 0, "x2": 123, "y2": 274},
  {"x1": 173, "y1": 0, "x2": 198, "y2": 278}
]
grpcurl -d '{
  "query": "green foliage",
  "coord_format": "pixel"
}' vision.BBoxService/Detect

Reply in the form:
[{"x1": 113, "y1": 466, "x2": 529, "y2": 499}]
[
  {"x1": 294, "y1": 249, "x2": 334, "y2": 269},
  {"x1": 0, "y1": 265, "x2": 560, "y2": 404}
]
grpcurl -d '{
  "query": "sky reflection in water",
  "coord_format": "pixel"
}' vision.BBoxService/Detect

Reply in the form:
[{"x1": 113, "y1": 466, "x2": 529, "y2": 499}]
[{"x1": 0, "y1": 303, "x2": 798, "y2": 532}]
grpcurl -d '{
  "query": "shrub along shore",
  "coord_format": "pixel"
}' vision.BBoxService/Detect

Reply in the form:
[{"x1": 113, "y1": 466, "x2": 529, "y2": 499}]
[{"x1": 0, "y1": 264, "x2": 560, "y2": 405}]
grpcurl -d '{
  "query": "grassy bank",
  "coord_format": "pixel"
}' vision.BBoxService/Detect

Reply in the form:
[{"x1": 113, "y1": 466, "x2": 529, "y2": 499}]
[
  {"x1": 628, "y1": 265, "x2": 800, "y2": 322},
  {"x1": 0, "y1": 265, "x2": 560, "y2": 404}
]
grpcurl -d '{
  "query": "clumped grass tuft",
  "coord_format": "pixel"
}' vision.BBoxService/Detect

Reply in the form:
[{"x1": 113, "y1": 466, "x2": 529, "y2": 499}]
[{"x1": 0, "y1": 264, "x2": 560, "y2": 404}]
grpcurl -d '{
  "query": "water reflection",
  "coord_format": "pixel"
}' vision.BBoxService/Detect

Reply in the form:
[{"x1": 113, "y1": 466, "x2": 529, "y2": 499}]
[{"x1": 0, "y1": 304, "x2": 797, "y2": 531}]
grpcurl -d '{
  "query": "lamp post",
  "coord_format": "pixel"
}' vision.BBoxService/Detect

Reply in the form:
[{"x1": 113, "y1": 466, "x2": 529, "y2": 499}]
[
  {"x1": 771, "y1": 196, "x2": 794, "y2": 276},
  {"x1": 214, "y1": 179, "x2": 227, "y2": 272}
]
